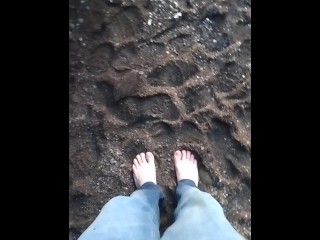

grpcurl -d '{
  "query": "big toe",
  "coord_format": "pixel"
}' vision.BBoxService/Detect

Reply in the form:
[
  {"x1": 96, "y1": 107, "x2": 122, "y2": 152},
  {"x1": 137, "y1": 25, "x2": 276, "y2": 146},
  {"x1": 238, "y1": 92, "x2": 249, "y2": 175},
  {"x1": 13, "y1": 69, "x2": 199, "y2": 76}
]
[{"x1": 146, "y1": 152, "x2": 154, "y2": 164}]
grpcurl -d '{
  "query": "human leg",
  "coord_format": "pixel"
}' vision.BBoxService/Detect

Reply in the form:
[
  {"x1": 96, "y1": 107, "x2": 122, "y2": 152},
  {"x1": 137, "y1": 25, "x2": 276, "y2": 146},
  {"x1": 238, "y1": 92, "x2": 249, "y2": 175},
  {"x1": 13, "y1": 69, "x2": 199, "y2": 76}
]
[
  {"x1": 78, "y1": 152, "x2": 164, "y2": 240},
  {"x1": 161, "y1": 150, "x2": 244, "y2": 240}
]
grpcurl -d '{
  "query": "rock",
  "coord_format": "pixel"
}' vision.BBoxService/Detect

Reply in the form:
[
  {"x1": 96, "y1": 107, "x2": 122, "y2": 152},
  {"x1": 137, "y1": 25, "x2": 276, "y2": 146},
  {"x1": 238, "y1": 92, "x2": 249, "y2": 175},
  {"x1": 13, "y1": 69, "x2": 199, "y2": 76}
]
[{"x1": 173, "y1": 12, "x2": 182, "y2": 19}]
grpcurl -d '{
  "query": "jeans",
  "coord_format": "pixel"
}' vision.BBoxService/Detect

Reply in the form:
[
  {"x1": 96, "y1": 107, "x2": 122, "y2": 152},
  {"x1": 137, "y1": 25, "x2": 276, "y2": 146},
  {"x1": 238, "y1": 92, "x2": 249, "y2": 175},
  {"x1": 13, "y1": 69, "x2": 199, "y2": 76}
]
[{"x1": 78, "y1": 180, "x2": 244, "y2": 240}]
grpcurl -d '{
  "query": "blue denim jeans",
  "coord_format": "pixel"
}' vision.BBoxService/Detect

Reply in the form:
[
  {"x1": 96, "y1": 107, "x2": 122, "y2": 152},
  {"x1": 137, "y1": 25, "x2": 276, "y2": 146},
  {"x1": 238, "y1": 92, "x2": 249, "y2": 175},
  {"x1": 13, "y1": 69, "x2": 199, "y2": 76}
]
[{"x1": 78, "y1": 180, "x2": 244, "y2": 240}]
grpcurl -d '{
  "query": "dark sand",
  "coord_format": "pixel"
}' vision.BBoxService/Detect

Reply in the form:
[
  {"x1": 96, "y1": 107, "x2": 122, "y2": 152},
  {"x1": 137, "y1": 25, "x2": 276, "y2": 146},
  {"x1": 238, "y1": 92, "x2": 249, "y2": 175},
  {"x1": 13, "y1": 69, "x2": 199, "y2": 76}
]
[{"x1": 69, "y1": 0, "x2": 251, "y2": 239}]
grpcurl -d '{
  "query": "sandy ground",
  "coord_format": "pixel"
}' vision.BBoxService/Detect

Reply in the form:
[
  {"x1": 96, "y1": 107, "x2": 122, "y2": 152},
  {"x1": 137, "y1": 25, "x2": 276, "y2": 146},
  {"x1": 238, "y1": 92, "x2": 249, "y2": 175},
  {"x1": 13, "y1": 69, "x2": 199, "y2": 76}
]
[{"x1": 69, "y1": 0, "x2": 251, "y2": 239}]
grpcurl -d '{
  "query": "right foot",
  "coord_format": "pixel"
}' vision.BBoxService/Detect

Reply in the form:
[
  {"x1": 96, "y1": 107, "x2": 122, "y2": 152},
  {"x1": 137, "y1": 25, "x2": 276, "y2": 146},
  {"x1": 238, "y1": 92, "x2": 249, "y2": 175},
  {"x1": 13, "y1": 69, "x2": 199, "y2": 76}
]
[
  {"x1": 132, "y1": 152, "x2": 157, "y2": 188},
  {"x1": 173, "y1": 150, "x2": 199, "y2": 186}
]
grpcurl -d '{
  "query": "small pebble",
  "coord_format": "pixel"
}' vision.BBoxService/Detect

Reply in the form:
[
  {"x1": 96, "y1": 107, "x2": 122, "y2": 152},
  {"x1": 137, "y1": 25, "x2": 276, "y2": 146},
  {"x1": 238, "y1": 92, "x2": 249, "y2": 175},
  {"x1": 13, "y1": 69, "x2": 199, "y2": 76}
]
[{"x1": 173, "y1": 12, "x2": 182, "y2": 19}]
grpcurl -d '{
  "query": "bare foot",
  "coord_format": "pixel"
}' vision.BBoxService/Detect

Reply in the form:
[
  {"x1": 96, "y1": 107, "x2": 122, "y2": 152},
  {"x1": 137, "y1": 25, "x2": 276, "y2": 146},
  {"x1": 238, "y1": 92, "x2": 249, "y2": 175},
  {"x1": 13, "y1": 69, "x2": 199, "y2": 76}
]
[
  {"x1": 173, "y1": 150, "x2": 199, "y2": 186},
  {"x1": 132, "y1": 152, "x2": 157, "y2": 188}
]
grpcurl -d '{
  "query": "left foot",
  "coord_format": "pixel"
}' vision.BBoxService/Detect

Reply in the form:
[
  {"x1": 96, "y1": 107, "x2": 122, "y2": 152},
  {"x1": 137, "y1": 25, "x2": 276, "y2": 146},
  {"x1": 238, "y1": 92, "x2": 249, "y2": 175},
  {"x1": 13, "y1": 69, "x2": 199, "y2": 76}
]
[{"x1": 132, "y1": 152, "x2": 157, "y2": 188}]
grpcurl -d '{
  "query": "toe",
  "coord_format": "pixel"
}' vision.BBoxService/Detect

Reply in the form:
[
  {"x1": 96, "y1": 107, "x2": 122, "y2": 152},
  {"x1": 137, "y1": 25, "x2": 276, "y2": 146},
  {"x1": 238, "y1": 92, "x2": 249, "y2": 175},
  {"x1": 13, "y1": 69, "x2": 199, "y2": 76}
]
[
  {"x1": 174, "y1": 150, "x2": 182, "y2": 161},
  {"x1": 191, "y1": 155, "x2": 197, "y2": 165},
  {"x1": 186, "y1": 150, "x2": 191, "y2": 160},
  {"x1": 146, "y1": 152, "x2": 154, "y2": 164},
  {"x1": 182, "y1": 150, "x2": 187, "y2": 161},
  {"x1": 140, "y1": 152, "x2": 146, "y2": 163},
  {"x1": 136, "y1": 155, "x2": 142, "y2": 165},
  {"x1": 133, "y1": 158, "x2": 139, "y2": 166}
]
